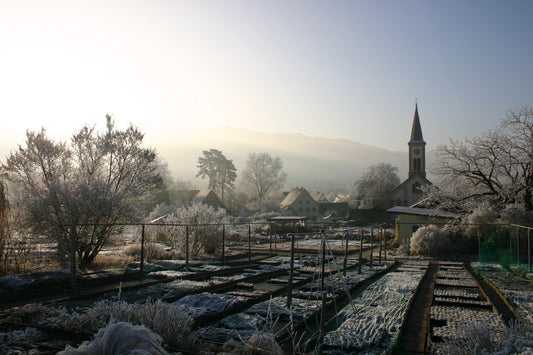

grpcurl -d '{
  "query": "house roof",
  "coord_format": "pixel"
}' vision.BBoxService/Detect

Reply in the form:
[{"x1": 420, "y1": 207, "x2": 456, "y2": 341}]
[
  {"x1": 192, "y1": 189, "x2": 212, "y2": 204},
  {"x1": 387, "y1": 206, "x2": 461, "y2": 219},
  {"x1": 310, "y1": 192, "x2": 328, "y2": 203},
  {"x1": 409, "y1": 103, "x2": 425, "y2": 144},
  {"x1": 268, "y1": 216, "x2": 309, "y2": 222},
  {"x1": 281, "y1": 188, "x2": 312, "y2": 207}
]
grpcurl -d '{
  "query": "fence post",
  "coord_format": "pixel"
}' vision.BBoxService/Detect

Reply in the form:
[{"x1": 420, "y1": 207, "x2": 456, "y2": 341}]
[
  {"x1": 140, "y1": 224, "x2": 145, "y2": 281},
  {"x1": 370, "y1": 226, "x2": 373, "y2": 267},
  {"x1": 70, "y1": 225, "x2": 77, "y2": 289},
  {"x1": 358, "y1": 228, "x2": 363, "y2": 274},
  {"x1": 269, "y1": 228, "x2": 272, "y2": 255},
  {"x1": 222, "y1": 224, "x2": 225, "y2": 266},
  {"x1": 343, "y1": 232, "x2": 348, "y2": 277},
  {"x1": 185, "y1": 225, "x2": 189, "y2": 270},
  {"x1": 384, "y1": 227, "x2": 387, "y2": 261},
  {"x1": 287, "y1": 233, "x2": 295, "y2": 309},
  {"x1": 527, "y1": 229, "x2": 531, "y2": 272},
  {"x1": 378, "y1": 227, "x2": 382, "y2": 264},
  {"x1": 248, "y1": 224, "x2": 251, "y2": 265}
]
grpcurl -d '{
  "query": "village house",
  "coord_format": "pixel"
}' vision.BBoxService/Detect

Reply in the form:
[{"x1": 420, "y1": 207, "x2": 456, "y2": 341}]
[{"x1": 280, "y1": 187, "x2": 320, "y2": 219}]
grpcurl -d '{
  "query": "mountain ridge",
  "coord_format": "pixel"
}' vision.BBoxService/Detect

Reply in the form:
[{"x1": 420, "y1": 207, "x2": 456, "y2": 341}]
[{"x1": 152, "y1": 126, "x2": 415, "y2": 190}]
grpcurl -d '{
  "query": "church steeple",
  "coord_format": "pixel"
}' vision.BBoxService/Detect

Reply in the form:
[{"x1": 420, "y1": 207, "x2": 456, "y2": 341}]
[
  {"x1": 408, "y1": 103, "x2": 426, "y2": 178},
  {"x1": 409, "y1": 103, "x2": 425, "y2": 144}
]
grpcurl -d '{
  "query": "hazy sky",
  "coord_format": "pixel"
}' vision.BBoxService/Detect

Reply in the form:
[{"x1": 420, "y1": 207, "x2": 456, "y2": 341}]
[{"x1": 1, "y1": 0, "x2": 532, "y2": 155}]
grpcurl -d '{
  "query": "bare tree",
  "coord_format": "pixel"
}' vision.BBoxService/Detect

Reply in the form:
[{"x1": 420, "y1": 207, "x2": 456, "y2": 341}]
[
  {"x1": 241, "y1": 152, "x2": 286, "y2": 210},
  {"x1": 433, "y1": 105, "x2": 533, "y2": 211},
  {"x1": 356, "y1": 163, "x2": 400, "y2": 209},
  {"x1": 196, "y1": 149, "x2": 236, "y2": 205},
  {"x1": 2, "y1": 115, "x2": 161, "y2": 266}
]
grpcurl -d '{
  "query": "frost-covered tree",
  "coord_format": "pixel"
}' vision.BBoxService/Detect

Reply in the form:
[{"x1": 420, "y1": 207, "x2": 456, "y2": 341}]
[
  {"x1": 433, "y1": 105, "x2": 533, "y2": 211},
  {"x1": 241, "y1": 152, "x2": 286, "y2": 210},
  {"x1": 356, "y1": 163, "x2": 400, "y2": 209},
  {"x1": 2, "y1": 116, "x2": 161, "y2": 266},
  {"x1": 165, "y1": 202, "x2": 227, "y2": 256},
  {"x1": 0, "y1": 177, "x2": 9, "y2": 272},
  {"x1": 196, "y1": 149, "x2": 236, "y2": 205}
]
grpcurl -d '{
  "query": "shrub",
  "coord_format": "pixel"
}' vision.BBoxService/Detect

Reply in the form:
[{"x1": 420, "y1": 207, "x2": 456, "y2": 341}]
[
  {"x1": 124, "y1": 243, "x2": 173, "y2": 262},
  {"x1": 411, "y1": 225, "x2": 453, "y2": 257}
]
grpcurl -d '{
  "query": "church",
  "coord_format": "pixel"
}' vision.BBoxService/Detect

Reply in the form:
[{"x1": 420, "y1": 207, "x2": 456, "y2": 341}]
[{"x1": 391, "y1": 104, "x2": 432, "y2": 206}]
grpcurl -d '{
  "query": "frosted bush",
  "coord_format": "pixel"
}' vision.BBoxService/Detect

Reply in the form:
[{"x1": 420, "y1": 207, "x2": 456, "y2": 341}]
[
  {"x1": 37, "y1": 298, "x2": 199, "y2": 350},
  {"x1": 223, "y1": 331, "x2": 283, "y2": 355},
  {"x1": 444, "y1": 320, "x2": 533, "y2": 355},
  {"x1": 410, "y1": 225, "x2": 452, "y2": 256},
  {"x1": 58, "y1": 322, "x2": 168, "y2": 355}
]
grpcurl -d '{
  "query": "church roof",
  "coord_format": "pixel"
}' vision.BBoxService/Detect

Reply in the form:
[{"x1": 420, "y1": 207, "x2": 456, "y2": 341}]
[{"x1": 409, "y1": 104, "x2": 425, "y2": 144}]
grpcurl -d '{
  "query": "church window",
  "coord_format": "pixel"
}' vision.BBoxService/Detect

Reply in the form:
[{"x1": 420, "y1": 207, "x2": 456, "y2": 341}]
[{"x1": 412, "y1": 182, "x2": 422, "y2": 194}]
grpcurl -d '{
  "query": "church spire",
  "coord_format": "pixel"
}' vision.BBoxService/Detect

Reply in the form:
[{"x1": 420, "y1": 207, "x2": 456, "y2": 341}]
[
  {"x1": 408, "y1": 103, "x2": 426, "y2": 178},
  {"x1": 409, "y1": 103, "x2": 425, "y2": 144}
]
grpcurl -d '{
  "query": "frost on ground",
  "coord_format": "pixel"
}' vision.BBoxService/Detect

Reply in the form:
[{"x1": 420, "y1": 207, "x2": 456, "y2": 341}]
[
  {"x1": 58, "y1": 322, "x2": 168, "y2": 355},
  {"x1": 473, "y1": 262, "x2": 533, "y2": 324},
  {"x1": 197, "y1": 262, "x2": 395, "y2": 348},
  {"x1": 321, "y1": 261, "x2": 427, "y2": 354}
]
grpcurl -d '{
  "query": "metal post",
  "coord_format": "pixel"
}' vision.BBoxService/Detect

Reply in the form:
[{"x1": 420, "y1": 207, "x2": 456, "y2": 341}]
[
  {"x1": 318, "y1": 292, "x2": 327, "y2": 355},
  {"x1": 321, "y1": 231, "x2": 326, "y2": 293},
  {"x1": 222, "y1": 224, "x2": 225, "y2": 266},
  {"x1": 140, "y1": 224, "x2": 145, "y2": 281},
  {"x1": 185, "y1": 225, "x2": 189, "y2": 270},
  {"x1": 70, "y1": 225, "x2": 77, "y2": 289},
  {"x1": 287, "y1": 233, "x2": 295, "y2": 309},
  {"x1": 343, "y1": 232, "x2": 348, "y2": 277},
  {"x1": 358, "y1": 228, "x2": 363, "y2": 274},
  {"x1": 248, "y1": 224, "x2": 252, "y2": 265}
]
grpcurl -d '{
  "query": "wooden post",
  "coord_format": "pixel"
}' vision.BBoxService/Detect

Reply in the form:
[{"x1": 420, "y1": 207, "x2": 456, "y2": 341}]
[
  {"x1": 222, "y1": 224, "x2": 225, "y2": 266},
  {"x1": 358, "y1": 228, "x2": 363, "y2": 274},
  {"x1": 248, "y1": 224, "x2": 252, "y2": 265},
  {"x1": 343, "y1": 232, "x2": 348, "y2": 277},
  {"x1": 185, "y1": 225, "x2": 189, "y2": 270},
  {"x1": 384, "y1": 227, "x2": 387, "y2": 261},
  {"x1": 140, "y1": 224, "x2": 145, "y2": 281},
  {"x1": 527, "y1": 229, "x2": 531, "y2": 272},
  {"x1": 70, "y1": 225, "x2": 77, "y2": 289},
  {"x1": 517, "y1": 227, "x2": 520, "y2": 266},
  {"x1": 378, "y1": 227, "x2": 382, "y2": 264},
  {"x1": 370, "y1": 226, "x2": 373, "y2": 267},
  {"x1": 269, "y1": 226, "x2": 272, "y2": 255},
  {"x1": 287, "y1": 233, "x2": 295, "y2": 309}
]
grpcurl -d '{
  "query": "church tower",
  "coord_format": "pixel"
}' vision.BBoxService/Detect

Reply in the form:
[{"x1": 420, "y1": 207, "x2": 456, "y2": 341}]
[
  {"x1": 390, "y1": 103, "x2": 431, "y2": 207},
  {"x1": 408, "y1": 103, "x2": 426, "y2": 178}
]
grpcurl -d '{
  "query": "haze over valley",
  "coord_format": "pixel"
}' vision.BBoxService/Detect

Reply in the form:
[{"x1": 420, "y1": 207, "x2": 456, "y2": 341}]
[{"x1": 153, "y1": 126, "x2": 429, "y2": 190}]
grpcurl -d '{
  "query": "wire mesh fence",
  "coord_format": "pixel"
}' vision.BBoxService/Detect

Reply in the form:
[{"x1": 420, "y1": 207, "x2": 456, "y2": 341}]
[{"x1": 1, "y1": 221, "x2": 531, "y2": 288}]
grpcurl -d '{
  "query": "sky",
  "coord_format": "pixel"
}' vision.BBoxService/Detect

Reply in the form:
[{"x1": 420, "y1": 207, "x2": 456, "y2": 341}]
[{"x1": 1, "y1": 0, "x2": 532, "y2": 157}]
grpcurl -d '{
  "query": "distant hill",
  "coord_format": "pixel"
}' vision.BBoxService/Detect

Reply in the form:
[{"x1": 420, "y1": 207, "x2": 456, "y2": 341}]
[{"x1": 154, "y1": 127, "x2": 420, "y2": 191}]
